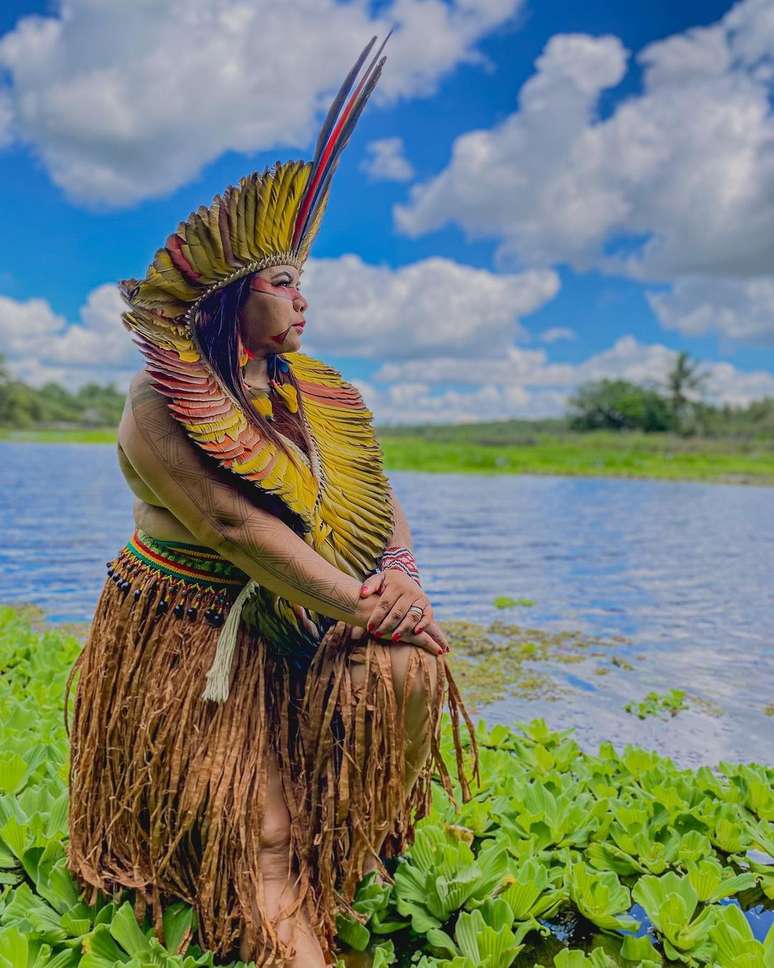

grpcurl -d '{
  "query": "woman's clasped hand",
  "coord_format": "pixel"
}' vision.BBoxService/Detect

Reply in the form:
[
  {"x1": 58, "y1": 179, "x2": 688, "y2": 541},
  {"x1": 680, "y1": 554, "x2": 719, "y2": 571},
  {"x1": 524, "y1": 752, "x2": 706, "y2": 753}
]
[{"x1": 318, "y1": 568, "x2": 450, "y2": 657}]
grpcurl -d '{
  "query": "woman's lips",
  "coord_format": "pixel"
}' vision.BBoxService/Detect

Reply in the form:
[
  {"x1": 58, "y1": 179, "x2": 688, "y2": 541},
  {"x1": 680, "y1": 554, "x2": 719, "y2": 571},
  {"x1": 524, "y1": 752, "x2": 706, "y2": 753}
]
[{"x1": 293, "y1": 321, "x2": 306, "y2": 329}]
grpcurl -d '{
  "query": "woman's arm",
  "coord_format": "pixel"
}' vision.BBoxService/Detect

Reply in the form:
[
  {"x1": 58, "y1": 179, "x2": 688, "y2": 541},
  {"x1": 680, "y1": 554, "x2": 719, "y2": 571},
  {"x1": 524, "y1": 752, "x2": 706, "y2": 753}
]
[
  {"x1": 387, "y1": 486, "x2": 413, "y2": 548},
  {"x1": 120, "y1": 371, "x2": 373, "y2": 628}
]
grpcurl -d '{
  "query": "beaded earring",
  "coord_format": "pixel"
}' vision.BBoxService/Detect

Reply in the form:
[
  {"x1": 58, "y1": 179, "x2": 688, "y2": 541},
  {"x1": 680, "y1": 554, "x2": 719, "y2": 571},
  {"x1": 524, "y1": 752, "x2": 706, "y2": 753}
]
[{"x1": 238, "y1": 343, "x2": 254, "y2": 369}]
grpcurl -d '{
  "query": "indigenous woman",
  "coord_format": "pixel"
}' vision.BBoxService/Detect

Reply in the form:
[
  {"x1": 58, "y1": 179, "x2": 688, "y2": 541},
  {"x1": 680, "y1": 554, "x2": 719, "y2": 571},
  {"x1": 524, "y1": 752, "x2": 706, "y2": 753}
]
[{"x1": 65, "y1": 34, "x2": 479, "y2": 968}]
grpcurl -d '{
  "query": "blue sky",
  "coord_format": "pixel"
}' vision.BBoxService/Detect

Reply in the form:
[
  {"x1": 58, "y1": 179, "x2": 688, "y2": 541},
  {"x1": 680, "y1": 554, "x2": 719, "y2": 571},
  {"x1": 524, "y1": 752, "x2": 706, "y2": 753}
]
[{"x1": 1, "y1": 0, "x2": 773, "y2": 422}]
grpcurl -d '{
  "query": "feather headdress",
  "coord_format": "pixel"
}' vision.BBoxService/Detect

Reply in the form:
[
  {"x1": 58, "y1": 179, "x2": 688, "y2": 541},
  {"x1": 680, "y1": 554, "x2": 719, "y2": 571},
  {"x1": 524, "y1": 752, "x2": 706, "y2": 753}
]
[
  {"x1": 120, "y1": 30, "x2": 391, "y2": 326},
  {"x1": 117, "y1": 33, "x2": 396, "y2": 570}
]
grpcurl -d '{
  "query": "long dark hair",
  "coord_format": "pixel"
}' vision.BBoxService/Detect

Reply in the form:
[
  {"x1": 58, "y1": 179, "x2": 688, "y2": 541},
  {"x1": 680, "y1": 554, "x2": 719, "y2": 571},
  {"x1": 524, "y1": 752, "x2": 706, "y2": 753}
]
[{"x1": 190, "y1": 274, "x2": 314, "y2": 472}]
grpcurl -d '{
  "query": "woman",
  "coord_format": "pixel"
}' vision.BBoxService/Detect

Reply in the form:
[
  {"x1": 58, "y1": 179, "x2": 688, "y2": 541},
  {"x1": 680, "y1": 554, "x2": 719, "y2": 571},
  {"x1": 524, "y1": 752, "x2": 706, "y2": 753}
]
[{"x1": 65, "y1": 34, "x2": 479, "y2": 968}]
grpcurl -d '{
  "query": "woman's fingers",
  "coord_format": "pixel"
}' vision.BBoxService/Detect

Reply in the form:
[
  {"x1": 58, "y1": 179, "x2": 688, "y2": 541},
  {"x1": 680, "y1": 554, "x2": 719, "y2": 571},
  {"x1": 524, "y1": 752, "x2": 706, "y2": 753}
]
[
  {"x1": 350, "y1": 624, "x2": 367, "y2": 642},
  {"x1": 359, "y1": 571, "x2": 385, "y2": 598},
  {"x1": 381, "y1": 627, "x2": 443, "y2": 656},
  {"x1": 419, "y1": 619, "x2": 450, "y2": 653},
  {"x1": 292, "y1": 602, "x2": 321, "y2": 638},
  {"x1": 368, "y1": 593, "x2": 422, "y2": 639},
  {"x1": 411, "y1": 601, "x2": 433, "y2": 634},
  {"x1": 390, "y1": 599, "x2": 432, "y2": 640}
]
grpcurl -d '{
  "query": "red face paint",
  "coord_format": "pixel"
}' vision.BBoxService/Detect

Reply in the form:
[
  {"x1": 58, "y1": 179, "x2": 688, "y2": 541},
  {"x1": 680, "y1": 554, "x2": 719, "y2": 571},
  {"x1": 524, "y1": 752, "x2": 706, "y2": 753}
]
[
  {"x1": 270, "y1": 325, "x2": 295, "y2": 345},
  {"x1": 248, "y1": 274, "x2": 304, "y2": 345},
  {"x1": 248, "y1": 275, "x2": 303, "y2": 303}
]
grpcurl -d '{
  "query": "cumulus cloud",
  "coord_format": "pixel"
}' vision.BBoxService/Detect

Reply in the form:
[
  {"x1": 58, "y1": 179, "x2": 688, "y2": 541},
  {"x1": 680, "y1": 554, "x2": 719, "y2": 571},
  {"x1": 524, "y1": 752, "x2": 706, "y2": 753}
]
[
  {"x1": 0, "y1": 0, "x2": 522, "y2": 207},
  {"x1": 360, "y1": 136, "x2": 415, "y2": 181},
  {"x1": 299, "y1": 253, "x2": 559, "y2": 359},
  {"x1": 648, "y1": 277, "x2": 774, "y2": 345},
  {"x1": 5, "y1": 266, "x2": 773, "y2": 422},
  {"x1": 0, "y1": 284, "x2": 139, "y2": 388},
  {"x1": 393, "y1": 0, "x2": 774, "y2": 304},
  {"x1": 364, "y1": 334, "x2": 774, "y2": 423}
]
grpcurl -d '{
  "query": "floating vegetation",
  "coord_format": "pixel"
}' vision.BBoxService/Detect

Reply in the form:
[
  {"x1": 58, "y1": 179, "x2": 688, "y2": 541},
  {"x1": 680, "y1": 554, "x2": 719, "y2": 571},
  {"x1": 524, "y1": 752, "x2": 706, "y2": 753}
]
[
  {"x1": 624, "y1": 689, "x2": 688, "y2": 720},
  {"x1": 1, "y1": 604, "x2": 771, "y2": 968},
  {"x1": 494, "y1": 597, "x2": 537, "y2": 609},
  {"x1": 443, "y1": 620, "x2": 635, "y2": 712}
]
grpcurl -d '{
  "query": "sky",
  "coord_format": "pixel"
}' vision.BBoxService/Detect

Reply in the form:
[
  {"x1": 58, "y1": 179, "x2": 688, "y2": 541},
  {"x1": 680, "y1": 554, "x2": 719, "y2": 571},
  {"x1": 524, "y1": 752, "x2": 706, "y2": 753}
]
[{"x1": 0, "y1": 0, "x2": 773, "y2": 424}]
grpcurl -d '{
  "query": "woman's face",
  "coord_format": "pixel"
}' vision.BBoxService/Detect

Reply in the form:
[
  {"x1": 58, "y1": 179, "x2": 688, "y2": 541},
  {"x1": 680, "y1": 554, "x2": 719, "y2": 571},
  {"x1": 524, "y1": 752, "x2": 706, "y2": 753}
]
[{"x1": 238, "y1": 263, "x2": 308, "y2": 357}]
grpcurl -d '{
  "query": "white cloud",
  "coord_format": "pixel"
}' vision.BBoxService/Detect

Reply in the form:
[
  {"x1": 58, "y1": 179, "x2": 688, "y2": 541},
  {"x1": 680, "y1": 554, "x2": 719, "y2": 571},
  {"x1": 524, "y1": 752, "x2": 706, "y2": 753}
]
[
  {"x1": 0, "y1": 284, "x2": 140, "y2": 388},
  {"x1": 300, "y1": 254, "x2": 559, "y2": 359},
  {"x1": 539, "y1": 326, "x2": 576, "y2": 343},
  {"x1": 4, "y1": 271, "x2": 773, "y2": 422},
  {"x1": 648, "y1": 277, "x2": 774, "y2": 345},
  {"x1": 360, "y1": 136, "x2": 415, "y2": 182},
  {"x1": 364, "y1": 334, "x2": 774, "y2": 423},
  {"x1": 0, "y1": 0, "x2": 523, "y2": 207},
  {"x1": 393, "y1": 0, "x2": 774, "y2": 326}
]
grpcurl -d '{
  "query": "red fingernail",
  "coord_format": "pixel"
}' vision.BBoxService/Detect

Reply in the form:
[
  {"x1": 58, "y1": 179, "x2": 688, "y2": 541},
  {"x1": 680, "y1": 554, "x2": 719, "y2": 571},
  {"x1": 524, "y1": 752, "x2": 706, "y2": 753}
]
[
  {"x1": 367, "y1": 622, "x2": 373, "y2": 631},
  {"x1": 391, "y1": 631, "x2": 399, "y2": 641}
]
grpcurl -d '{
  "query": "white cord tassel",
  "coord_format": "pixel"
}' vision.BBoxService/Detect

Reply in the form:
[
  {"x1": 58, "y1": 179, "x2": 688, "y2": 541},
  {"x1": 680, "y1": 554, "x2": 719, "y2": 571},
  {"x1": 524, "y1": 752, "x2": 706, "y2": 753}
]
[{"x1": 201, "y1": 580, "x2": 256, "y2": 703}]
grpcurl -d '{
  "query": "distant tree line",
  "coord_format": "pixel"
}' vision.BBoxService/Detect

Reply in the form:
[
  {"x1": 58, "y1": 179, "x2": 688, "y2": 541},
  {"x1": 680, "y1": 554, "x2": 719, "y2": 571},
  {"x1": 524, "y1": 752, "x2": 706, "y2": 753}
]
[
  {"x1": 0, "y1": 355, "x2": 124, "y2": 428},
  {"x1": 1, "y1": 350, "x2": 772, "y2": 438},
  {"x1": 567, "y1": 351, "x2": 774, "y2": 437}
]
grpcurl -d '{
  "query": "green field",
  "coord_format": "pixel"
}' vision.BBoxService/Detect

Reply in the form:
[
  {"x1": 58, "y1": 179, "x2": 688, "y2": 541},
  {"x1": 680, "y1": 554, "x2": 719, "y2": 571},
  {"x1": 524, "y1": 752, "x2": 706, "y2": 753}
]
[{"x1": 4, "y1": 424, "x2": 774, "y2": 485}]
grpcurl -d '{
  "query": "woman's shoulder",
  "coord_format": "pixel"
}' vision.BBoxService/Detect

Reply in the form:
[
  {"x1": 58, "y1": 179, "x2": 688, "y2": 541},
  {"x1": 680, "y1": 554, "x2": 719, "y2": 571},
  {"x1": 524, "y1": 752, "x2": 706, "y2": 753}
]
[{"x1": 118, "y1": 369, "x2": 190, "y2": 474}]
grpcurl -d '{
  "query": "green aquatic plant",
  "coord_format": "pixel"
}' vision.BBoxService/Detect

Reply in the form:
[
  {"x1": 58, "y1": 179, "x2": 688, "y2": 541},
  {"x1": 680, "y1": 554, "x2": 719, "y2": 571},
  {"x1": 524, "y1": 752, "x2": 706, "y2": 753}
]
[
  {"x1": 708, "y1": 901, "x2": 774, "y2": 966},
  {"x1": 493, "y1": 597, "x2": 536, "y2": 609},
  {"x1": 392, "y1": 825, "x2": 511, "y2": 933},
  {"x1": 624, "y1": 688, "x2": 687, "y2": 719},
  {"x1": 425, "y1": 897, "x2": 532, "y2": 966},
  {"x1": 1, "y1": 606, "x2": 773, "y2": 968},
  {"x1": 564, "y1": 861, "x2": 640, "y2": 935},
  {"x1": 546, "y1": 941, "x2": 661, "y2": 966},
  {"x1": 631, "y1": 871, "x2": 718, "y2": 962}
]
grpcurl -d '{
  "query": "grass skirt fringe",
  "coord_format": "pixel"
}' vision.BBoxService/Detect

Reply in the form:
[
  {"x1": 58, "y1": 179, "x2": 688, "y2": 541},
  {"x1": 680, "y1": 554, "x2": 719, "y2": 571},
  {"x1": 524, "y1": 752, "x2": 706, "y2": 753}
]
[{"x1": 65, "y1": 539, "x2": 480, "y2": 966}]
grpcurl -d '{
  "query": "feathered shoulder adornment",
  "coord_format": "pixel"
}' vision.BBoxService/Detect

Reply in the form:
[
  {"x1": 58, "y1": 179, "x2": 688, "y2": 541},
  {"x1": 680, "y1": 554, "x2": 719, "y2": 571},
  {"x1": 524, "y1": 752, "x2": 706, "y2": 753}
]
[{"x1": 119, "y1": 33, "x2": 395, "y2": 578}]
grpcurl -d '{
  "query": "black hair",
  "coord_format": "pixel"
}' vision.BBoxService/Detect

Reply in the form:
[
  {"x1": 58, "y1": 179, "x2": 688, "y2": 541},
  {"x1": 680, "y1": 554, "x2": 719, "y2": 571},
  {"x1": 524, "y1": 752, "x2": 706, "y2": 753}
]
[{"x1": 190, "y1": 273, "x2": 314, "y2": 474}]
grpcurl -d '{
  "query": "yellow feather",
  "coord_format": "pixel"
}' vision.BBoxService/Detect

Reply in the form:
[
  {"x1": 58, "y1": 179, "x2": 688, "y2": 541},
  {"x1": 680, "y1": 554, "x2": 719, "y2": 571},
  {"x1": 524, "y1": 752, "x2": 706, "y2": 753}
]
[{"x1": 244, "y1": 175, "x2": 257, "y2": 259}]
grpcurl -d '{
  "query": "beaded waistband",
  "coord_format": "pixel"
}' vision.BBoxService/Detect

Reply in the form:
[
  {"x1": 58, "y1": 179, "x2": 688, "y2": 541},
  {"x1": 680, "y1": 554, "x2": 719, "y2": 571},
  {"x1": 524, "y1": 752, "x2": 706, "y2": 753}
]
[{"x1": 124, "y1": 529, "x2": 247, "y2": 591}]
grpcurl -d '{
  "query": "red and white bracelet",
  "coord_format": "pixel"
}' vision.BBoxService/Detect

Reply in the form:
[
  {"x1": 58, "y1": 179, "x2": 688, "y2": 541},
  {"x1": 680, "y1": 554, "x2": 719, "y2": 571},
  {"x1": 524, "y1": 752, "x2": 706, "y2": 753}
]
[
  {"x1": 378, "y1": 544, "x2": 422, "y2": 588},
  {"x1": 368, "y1": 546, "x2": 450, "y2": 653}
]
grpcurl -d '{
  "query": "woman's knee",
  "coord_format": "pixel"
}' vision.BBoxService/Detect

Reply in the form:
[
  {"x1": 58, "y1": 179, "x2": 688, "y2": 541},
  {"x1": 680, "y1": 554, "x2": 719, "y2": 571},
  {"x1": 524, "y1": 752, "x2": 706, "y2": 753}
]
[
  {"x1": 258, "y1": 750, "x2": 292, "y2": 855},
  {"x1": 390, "y1": 644, "x2": 439, "y2": 713}
]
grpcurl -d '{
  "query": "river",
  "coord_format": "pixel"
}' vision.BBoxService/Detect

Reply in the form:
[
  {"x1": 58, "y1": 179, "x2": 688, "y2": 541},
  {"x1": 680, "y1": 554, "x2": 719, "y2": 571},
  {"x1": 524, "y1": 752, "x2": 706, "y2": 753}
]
[{"x1": 1, "y1": 441, "x2": 772, "y2": 768}]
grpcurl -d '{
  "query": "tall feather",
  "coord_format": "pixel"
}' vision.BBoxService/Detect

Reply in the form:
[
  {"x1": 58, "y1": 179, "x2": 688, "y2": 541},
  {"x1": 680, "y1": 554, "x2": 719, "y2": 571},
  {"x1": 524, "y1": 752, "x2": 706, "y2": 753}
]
[
  {"x1": 297, "y1": 55, "x2": 388, "y2": 246},
  {"x1": 292, "y1": 30, "x2": 392, "y2": 252}
]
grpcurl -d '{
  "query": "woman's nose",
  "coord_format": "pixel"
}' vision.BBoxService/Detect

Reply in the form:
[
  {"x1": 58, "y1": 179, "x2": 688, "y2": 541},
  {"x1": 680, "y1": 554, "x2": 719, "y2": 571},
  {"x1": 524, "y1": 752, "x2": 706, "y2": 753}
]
[{"x1": 294, "y1": 292, "x2": 308, "y2": 312}]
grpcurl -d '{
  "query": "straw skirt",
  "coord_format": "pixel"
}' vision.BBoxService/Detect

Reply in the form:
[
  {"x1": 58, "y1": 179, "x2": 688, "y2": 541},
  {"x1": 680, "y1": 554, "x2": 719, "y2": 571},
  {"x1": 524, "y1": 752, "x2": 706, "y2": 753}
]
[{"x1": 65, "y1": 531, "x2": 479, "y2": 965}]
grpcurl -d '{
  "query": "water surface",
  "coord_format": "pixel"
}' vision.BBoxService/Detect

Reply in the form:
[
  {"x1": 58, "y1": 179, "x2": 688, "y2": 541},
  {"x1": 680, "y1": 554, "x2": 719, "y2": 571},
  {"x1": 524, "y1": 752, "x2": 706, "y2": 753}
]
[{"x1": 1, "y1": 442, "x2": 772, "y2": 767}]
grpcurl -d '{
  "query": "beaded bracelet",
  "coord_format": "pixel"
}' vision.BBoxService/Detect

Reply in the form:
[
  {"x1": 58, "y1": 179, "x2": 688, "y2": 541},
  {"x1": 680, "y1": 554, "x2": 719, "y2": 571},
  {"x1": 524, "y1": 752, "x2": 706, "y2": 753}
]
[
  {"x1": 378, "y1": 544, "x2": 422, "y2": 588},
  {"x1": 369, "y1": 546, "x2": 450, "y2": 651}
]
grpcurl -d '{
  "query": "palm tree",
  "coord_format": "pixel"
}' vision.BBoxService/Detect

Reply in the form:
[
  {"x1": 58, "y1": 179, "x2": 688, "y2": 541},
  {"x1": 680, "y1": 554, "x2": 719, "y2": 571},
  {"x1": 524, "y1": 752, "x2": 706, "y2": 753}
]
[
  {"x1": 667, "y1": 352, "x2": 706, "y2": 407},
  {"x1": 665, "y1": 351, "x2": 708, "y2": 431}
]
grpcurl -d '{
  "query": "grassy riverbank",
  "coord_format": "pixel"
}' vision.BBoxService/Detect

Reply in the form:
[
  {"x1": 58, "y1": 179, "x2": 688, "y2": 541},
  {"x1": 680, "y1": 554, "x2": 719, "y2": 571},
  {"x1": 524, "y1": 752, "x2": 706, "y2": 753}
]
[
  {"x1": 0, "y1": 603, "x2": 772, "y2": 966},
  {"x1": 4, "y1": 424, "x2": 774, "y2": 485}
]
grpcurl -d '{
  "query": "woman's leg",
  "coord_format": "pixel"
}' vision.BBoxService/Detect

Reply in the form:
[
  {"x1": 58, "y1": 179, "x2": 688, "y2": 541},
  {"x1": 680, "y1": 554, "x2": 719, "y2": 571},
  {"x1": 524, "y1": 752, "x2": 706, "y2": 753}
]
[{"x1": 239, "y1": 747, "x2": 327, "y2": 967}]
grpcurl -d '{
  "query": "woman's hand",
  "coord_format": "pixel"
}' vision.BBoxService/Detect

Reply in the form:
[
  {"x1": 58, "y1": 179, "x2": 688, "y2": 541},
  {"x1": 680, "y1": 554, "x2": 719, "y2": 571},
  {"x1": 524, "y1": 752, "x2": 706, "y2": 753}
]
[
  {"x1": 320, "y1": 617, "x2": 446, "y2": 656},
  {"x1": 360, "y1": 570, "x2": 435, "y2": 639}
]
